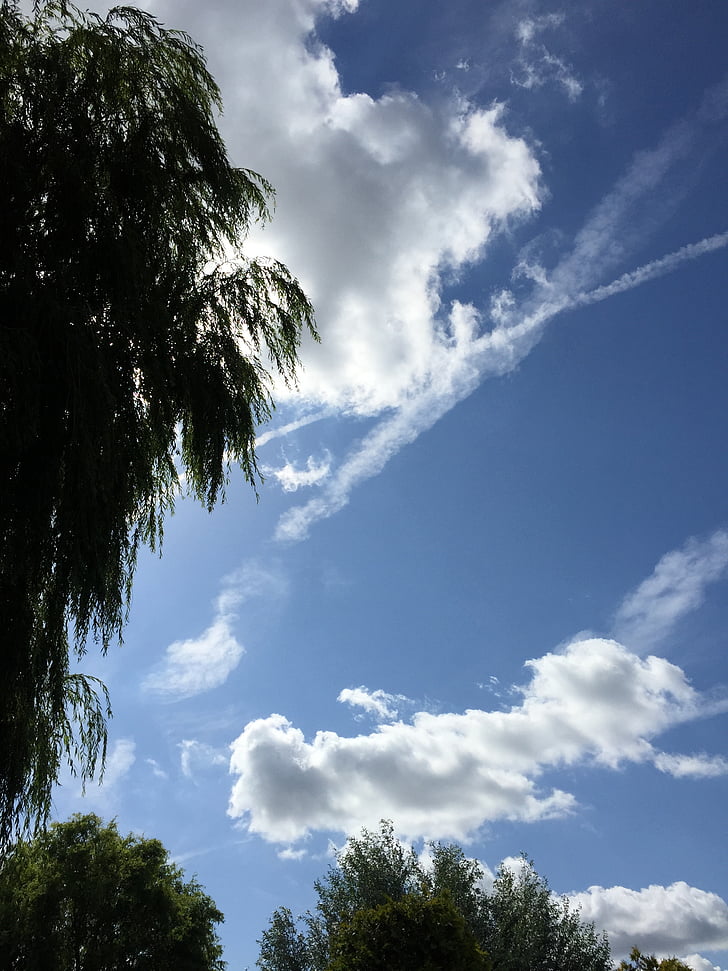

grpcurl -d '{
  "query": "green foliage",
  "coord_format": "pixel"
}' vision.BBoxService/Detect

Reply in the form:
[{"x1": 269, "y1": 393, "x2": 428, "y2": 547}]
[
  {"x1": 0, "y1": 0, "x2": 315, "y2": 846},
  {"x1": 325, "y1": 893, "x2": 491, "y2": 971},
  {"x1": 257, "y1": 908, "x2": 311, "y2": 971},
  {"x1": 618, "y1": 947, "x2": 693, "y2": 971},
  {"x1": 257, "y1": 822, "x2": 610, "y2": 971},
  {"x1": 481, "y1": 856, "x2": 611, "y2": 971},
  {"x1": 0, "y1": 813, "x2": 226, "y2": 970}
]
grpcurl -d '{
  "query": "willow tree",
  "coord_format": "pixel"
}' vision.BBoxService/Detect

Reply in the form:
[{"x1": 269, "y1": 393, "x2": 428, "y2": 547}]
[{"x1": 0, "y1": 1, "x2": 315, "y2": 846}]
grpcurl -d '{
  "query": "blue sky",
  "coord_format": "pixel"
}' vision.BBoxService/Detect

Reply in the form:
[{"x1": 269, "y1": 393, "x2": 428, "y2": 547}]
[{"x1": 52, "y1": 1, "x2": 728, "y2": 968}]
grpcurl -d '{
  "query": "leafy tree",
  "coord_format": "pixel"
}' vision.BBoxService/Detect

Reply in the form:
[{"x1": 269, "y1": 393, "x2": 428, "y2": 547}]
[
  {"x1": 257, "y1": 908, "x2": 311, "y2": 971},
  {"x1": 257, "y1": 822, "x2": 610, "y2": 971},
  {"x1": 618, "y1": 947, "x2": 693, "y2": 971},
  {"x1": 481, "y1": 856, "x2": 611, "y2": 971},
  {"x1": 0, "y1": 812, "x2": 226, "y2": 970},
  {"x1": 325, "y1": 893, "x2": 491, "y2": 971},
  {"x1": 0, "y1": 0, "x2": 315, "y2": 846}
]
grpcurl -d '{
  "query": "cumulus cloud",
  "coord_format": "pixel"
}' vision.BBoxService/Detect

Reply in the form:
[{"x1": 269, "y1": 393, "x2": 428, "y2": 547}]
[
  {"x1": 275, "y1": 78, "x2": 728, "y2": 541},
  {"x1": 153, "y1": 0, "x2": 540, "y2": 417},
  {"x1": 142, "y1": 563, "x2": 286, "y2": 700},
  {"x1": 228, "y1": 638, "x2": 726, "y2": 845},
  {"x1": 132, "y1": 1, "x2": 727, "y2": 544},
  {"x1": 682, "y1": 955, "x2": 724, "y2": 971},
  {"x1": 614, "y1": 530, "x2": 728, "y2": 651},
  {"x1": 338, "y1": 686, "x2": 409, "y2": 721},
  {"x1": 571, "y1": 882, "x2": 728, "y2": 958}
]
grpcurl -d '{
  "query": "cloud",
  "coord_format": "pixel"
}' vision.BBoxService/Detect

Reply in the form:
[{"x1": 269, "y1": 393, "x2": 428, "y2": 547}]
[
  {"x1": 228, "y1": 637, "x2": 726, "y2": 845},
  {"x1": 571, "y1": 882, "x2": 728, "y2": 958},
  {"x1": 682, "y1": 955, "x2": 724, "y2": 971},
  {"x1": 154, "y1": 0, "x2": 540, "y2": 420},
  {"x1": 63, "y1": 738, "x2": 137, "y2": 811},
  {"x1": 142, "y1": 563, "x2": 286, "y2": 700},
  {"x1": 512, "y1": 13, "x2": 583, "y2": 101},
  {"x1": 142, "y1": 617, "x2": 244, "y2": 701},
  {"x1": 338, "y1": 686, "x2": 409, "y2": 721},
  {"x1": 613, "y1": 530, "x2": 728, "y2": 651},
  {"x1": 179, "y1": 740, "x2": 228, "y2": 780},
  {"x1": 139, "y1": 1, "x2": 726, "y2": 545},
  {"x1": 265, "y1": 452, "x2": 332, "y2": 492},
  {"x1": 101, "y1": 738, "x2": 136, "y2": 788},
  {"x1": 145, "y1": 758, "x2": 168, "y2": 780},
  {"x1": 275, "y1": 78, "x2": 728, "y2": 542}
]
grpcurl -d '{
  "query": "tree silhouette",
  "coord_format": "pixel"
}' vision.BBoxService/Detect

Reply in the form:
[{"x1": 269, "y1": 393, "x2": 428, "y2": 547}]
[{"x1": 0, "y1": 0, "x2": 315, "y2": 846}]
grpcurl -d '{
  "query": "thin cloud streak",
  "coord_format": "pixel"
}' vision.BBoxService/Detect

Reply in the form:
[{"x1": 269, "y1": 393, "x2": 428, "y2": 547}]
[
  {"x1": 614, "y1": 529, "x2": 728, "y2": 651},
  {"x1": 142, "y1": 563, "x2": 287, "y2": 700},
  {"x1": 276, "y1": 227, "x2": 728, "y2": 542}
]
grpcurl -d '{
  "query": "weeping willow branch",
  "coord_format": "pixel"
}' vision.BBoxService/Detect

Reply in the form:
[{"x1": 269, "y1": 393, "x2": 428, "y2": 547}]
[{"x1": 0, "y1": 0, "x2": 316, "y2": 847}]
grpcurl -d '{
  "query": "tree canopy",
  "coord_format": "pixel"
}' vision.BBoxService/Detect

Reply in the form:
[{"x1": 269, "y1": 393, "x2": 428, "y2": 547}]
[
  {"x1": 0, "y1": 812, "x2": 226, "y2": 970},
  {"x1": 256, "y1": 821, "x2": 611, "y2": 971},
  {"x1": 618, "y1": 948, "x2": 694, "y2": 971},
  {"x1": 325, "y1": 893, "x2": 491, "y2": 971},
  {"x1": 0, "y1": 0, "x2": 315, "y2": 846}
]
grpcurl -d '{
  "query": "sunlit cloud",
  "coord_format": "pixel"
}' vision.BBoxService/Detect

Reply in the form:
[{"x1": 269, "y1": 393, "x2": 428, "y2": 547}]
[
  {"x1": 571, "y1": 882, "x2": 728, "y2": 958},
  {"x1": 228, "y1": 637, "x2": 726, "y2": 845}
]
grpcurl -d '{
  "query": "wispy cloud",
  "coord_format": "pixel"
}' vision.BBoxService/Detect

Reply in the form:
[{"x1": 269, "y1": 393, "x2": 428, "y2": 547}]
[
  {"x1": 614, "y1": 529, "x2": 728, "y2": 651},
  {"x1": 255, "y1": 411, "x2": 331, "y2": 449},
  {"x1": 228, "y1": 636, "x2": 727, "y2": 845},
  {"x1": 265, "y1": 452, "x2": 332, "y2": 492},
  {"x1": 142, "y1": 563, "x2": 286, "y2": 700},
  {"x1": 338, "y1": 685, "x2": 410, "y2": 722},
  {"x1": 512, "y1": 13, "x2": 583, "y2": 102},
  {"x1": 179, "y1": 739, "x2": 228, "y2": 780}
]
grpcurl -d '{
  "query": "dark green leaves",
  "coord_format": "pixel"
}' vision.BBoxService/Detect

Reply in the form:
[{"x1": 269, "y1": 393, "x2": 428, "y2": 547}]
[
  {"x1": 0, "y1": 813, "x2": 226, "y2": 970},
  {"x1": 0, "y1": 0, "x2": 315, "y2": 847}
]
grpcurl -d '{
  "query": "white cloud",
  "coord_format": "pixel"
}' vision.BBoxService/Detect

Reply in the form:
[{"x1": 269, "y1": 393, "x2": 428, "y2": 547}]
[
  {"x1": 512, "y1": 13, "x2": 583, "y2": 102},
  {"x1": 338, "y1": 686, "x2": 409, "y2": 721},
  {"x1": 276, "y1": 84, "x2": 728, "y2": 541},
  {"x1": 152, "y1": 0, "x2": 540, "y2": 420},
  {"x1": 682, "y1": 955, "x2": 724, "y2": 971},
  {"x1": 145, "y1": 757, "x2": 168, "y2": 780},
  {"x1": 266, "y1": 452, "x2": 332, "y2": 492},
  {"x1": 142, "y1": 563, "x2": 286, "y2": 700},
  {"x1": 133, "y1": 1, "x2": 727, "y2": 544},
  {"x1": 613, "y1": 530, "x2": 728, "y2": 651},
  {"x1": 179, "y1": 739, "x2": 228, "y2": 780},
  {"x1": 101, "y1": 738, "x2": 136, "y2": 788},
  {"x1": 571, "y1": 882, "x2": 728, "y2": 958},
  {"x1": 64, "y1": 738, "x2": 137, "y2": 812},
  {"x1": 228, "y1": 638, "x2": 726, "y2": 845},
  {"x1": 653, "y1": 751, "x2": 728, "y2": 779},
  {"x1": 142, "y1": 617, "x2": 244, "y2": 701}
]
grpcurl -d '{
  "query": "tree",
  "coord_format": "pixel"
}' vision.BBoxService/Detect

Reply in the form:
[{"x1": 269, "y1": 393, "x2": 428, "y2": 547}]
[
  {"x1": 0, "y1": 0, "x2": 316, "y2": 846},
  {"x1": 618, "y1": 947, "x2": 693, "y2": 971},
  {"x1": 481, "y1": 856, "x2": 611, "y2": 971},
  {"x1": 325, "y1": 893, "x2": 490, "y2": 971},
  {"x1": 0, "y1": 812, "x2": 226, "y2": 970},
  {"x1": 257, "y1": 822, "x2": 611, "y2": 971}
]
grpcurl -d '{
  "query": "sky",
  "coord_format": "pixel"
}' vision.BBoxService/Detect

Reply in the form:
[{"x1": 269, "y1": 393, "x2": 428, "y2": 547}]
[{"x1": 49, "y1": 1, "x2": 728, "y2": 968}]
